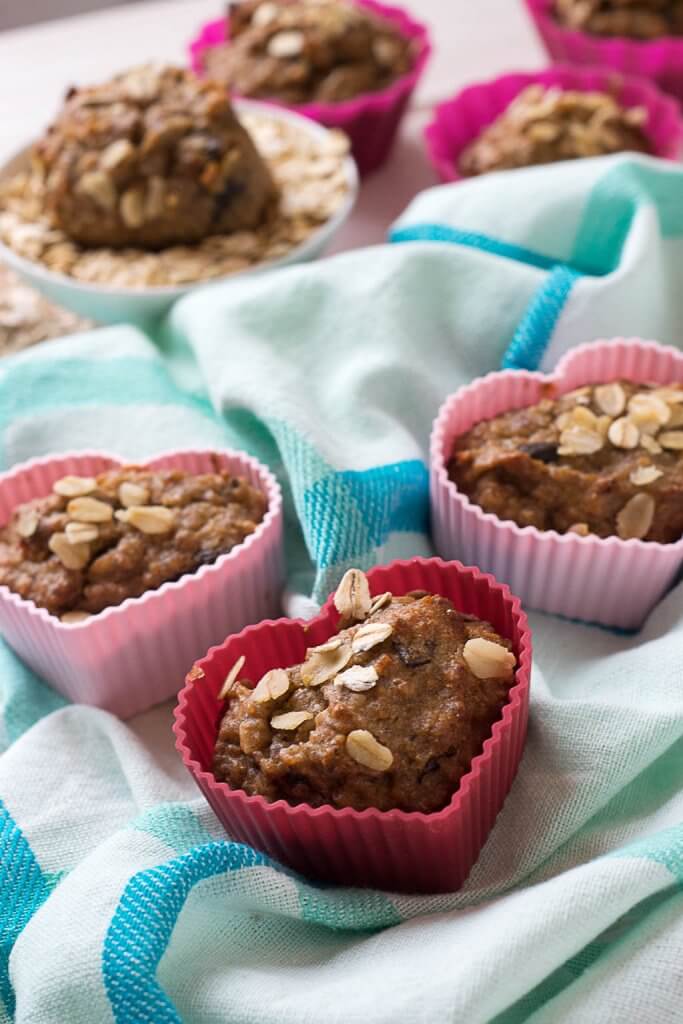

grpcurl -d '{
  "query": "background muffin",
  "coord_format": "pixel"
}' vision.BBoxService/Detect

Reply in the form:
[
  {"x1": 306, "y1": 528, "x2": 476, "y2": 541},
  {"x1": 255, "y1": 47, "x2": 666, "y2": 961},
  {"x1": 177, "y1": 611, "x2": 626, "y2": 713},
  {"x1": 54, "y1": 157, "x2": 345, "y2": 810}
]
[
  {"x1": 34, "y1": 64, "x2": 277, "y2": 248},
  {"x1": 459, "y1": 84, "x2": 649, "y2": 176},
  {"x1": 554, "y1": 0, "x2": 683, "y2": 39},
  {"x1": 203, "y1": 0, "x2": 414, "y2": 104}
]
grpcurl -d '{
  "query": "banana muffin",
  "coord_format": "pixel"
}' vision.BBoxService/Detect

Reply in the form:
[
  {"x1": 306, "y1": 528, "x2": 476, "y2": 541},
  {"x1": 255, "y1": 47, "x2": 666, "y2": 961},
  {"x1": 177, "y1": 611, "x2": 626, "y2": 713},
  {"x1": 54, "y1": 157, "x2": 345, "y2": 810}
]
[
  {"x1": 448, "y1": 380, "x2": 683, "y2": 542},
  {"x1": 202, "y1": 0, "x2": 414, "y2": 104},
  {"x1": 459, "y1": 85, "x2": 649, "y2": 176},
  {"x1": 0, "y1": 467, "x2": 267, "y2": 618},
  {"x1": 34, "y1": 64, "x2": 277, "y2": 248},
  {"x1": 213, "y1": 568, "x2": 516, "y2": 813},
  {"x1": 554, "y1": 0, "x2": 683, "y2": 39}
]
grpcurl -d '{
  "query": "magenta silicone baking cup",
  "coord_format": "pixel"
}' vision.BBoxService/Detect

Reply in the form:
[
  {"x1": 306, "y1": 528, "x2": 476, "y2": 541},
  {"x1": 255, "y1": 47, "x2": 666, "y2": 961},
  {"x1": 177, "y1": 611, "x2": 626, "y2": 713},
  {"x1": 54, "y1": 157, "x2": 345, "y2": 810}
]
[
  {"x1": 425, "y1": 63, "x2": 683, "y2": 184},
  {"x1": 173, "y1": 556, "x2": 532, "y2": 893},
  {"x1": 0, "y1": 449, "x2": 284, "y2": 718},
  {"x1": 524, "y1": 0, "x2": 683, "y2": 104},
  {"x1": 189, "y1": 0, "x2": 431, "y2": 176},
  {"x1": 431, "y1": 339, "x2": 683, "y2": 630}
]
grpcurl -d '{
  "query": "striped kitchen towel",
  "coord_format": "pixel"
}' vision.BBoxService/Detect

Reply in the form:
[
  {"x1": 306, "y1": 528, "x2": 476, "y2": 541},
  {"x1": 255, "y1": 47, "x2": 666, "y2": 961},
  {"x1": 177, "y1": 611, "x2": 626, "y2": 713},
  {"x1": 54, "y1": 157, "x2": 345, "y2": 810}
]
[{"x1": 0, "y1": 152, "x2": 681, "y2": 1023}]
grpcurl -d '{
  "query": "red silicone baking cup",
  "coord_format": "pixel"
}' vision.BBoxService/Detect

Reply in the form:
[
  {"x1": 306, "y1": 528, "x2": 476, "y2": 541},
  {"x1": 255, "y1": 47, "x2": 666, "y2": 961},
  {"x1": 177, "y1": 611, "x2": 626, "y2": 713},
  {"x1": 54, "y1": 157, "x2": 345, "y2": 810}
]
[
  {"x1": 431, "y1": 339, "x2": 683, "y2": 630},
  {"x1": 173, "y1": 557, "x2": 532, "y2": 893},
  {"x1": 524, "y1": 0, "x2": 683, "y2": 104},
  {"x1": 0, "y1": 449, "x2": 284, "y2": 718},
  {"x1": 189, "y1": 0, "x2": 431, "y2": 176},
  {"x1": 424, "y1": 63, "x2": 683, "y2": 184}
]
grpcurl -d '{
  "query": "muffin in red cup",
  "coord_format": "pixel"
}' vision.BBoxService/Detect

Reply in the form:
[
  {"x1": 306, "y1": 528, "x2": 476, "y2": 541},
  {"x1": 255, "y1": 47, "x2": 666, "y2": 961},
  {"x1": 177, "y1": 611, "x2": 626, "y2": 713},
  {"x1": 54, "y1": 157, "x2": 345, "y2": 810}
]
[
  {"x1": 424, "y1": 64, "x2": 682, "y2": 184},
  {"x1": 174, "y1": 558, "x2": 532, "y2": 893},
  {"x1": 524, "y1": 0, "x2": 683, "y2": 104},
  {"x1": 189, "y1": 0, "x2": 431, "y2": 175}
]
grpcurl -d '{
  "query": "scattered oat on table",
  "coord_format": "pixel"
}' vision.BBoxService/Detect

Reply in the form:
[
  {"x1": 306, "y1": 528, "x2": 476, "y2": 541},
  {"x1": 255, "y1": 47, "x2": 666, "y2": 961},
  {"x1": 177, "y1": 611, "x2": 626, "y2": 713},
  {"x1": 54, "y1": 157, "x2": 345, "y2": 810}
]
[{"x1": 0, "y1": 263, "x2": 92, "y2": 355}]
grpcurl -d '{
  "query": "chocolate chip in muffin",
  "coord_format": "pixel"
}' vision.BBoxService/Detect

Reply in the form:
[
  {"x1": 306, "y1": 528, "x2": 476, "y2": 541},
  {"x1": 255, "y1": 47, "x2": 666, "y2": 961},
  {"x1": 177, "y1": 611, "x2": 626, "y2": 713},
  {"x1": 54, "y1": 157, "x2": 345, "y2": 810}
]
[
  {"x1": 519, "y1": 441, "x2": 559, "y2": 463},
  {"x1": 213, "y1": 570, "x2": 516, "y2": 814}
]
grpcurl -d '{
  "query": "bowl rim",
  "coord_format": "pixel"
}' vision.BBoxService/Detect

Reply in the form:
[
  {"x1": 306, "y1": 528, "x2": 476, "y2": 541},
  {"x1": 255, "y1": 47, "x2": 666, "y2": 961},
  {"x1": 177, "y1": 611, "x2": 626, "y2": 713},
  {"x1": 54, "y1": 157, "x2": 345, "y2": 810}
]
[
  {"x1": 0, "y1": 98, "x2": 359, "y2": 298},
  {"x1": 189, "y1": 0, "x2": 432, "y2": 121},
  {"x1": 173, "y1": 555, "x2": 533, "y2": 826},
  {"x1": 423, "y1": 62, "x2": 683, "y2": 184},
  {"x1": 0, "y1": 446, "x2": 283, "y2": 630},
  {"x1": 430, "y1": 337, "x2": 683, "y2": 554}
]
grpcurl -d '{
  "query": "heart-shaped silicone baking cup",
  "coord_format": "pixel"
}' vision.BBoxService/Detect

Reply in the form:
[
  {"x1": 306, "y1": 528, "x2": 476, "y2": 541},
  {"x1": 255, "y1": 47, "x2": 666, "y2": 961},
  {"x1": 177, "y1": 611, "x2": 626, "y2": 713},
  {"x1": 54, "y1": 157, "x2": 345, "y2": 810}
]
[
  {"x1": 188, "y1": 0, "x2": 432, "y2": 176},
  {"x1": 431, "y1": 338, "x2": 683, "y2": 630},
  {"x1": 424, "y1": 63, "x2": 683, "y2": 184},
  {"x1": 524, "y1": 0, "x2": 683, "y2": 105},
  {"x1": 0, "y1": 448, "x2": 283, "y2": 718},
  {"x1": 173, "y1": 557, "x2": 532, "y2": 893}
]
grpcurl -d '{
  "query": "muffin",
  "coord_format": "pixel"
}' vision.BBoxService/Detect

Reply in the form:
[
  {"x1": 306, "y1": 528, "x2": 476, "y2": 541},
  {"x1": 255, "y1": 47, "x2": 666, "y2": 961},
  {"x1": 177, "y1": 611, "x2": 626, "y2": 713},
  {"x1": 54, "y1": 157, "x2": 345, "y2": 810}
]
[
  {"x1": 202, "y1": 0, "x2": 414, "y2": 104},
  {"x1": 33, "y1": 64, "x2": 276, "y2": 248},
  {"x1": 0, "y1": 466, "x2": 267, "y2": 618},
  {"x1": 554, "y1": 0, "x2": 683, "y2": 38},
  {"x1": 458, "y1": 84, "x2": 649, "y2": 176},
  {"x1": 212, "y1": 568, "x2": 516, "y2": 814},
  {"x1": 448, "y1": 380, "x2": 683, "y2": 542}
]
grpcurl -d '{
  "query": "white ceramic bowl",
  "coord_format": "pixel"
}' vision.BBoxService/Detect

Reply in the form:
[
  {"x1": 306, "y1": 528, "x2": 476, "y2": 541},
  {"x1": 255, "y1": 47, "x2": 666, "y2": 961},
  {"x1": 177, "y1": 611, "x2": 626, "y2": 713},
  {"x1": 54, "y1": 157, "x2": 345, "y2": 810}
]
[{"x1": 0, "y1": 100, "x2": 358, "y2": 327}]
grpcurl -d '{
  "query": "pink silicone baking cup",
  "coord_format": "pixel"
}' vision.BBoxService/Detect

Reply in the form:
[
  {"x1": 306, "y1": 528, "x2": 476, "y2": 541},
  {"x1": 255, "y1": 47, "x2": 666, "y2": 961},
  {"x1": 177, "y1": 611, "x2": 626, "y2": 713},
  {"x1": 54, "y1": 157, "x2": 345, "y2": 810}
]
[
  {"x1": 173, "y1": 556, "x2": 532, "y2": 893},
  {"x1": 0, "y1": 449, "x2": 284, "y2": 718},
  {"x1": 524, "y1": 0, "x2": 683, "y2": 103},
  {"x1": 431, "y1": 339, "x2": 683, "y2": 630},
  {"x1": 425, "y1": 63, "x2": 683, "y2": 184},
  {"x1": 189, "y1": 0, "x2": 431, "y2": 176}
]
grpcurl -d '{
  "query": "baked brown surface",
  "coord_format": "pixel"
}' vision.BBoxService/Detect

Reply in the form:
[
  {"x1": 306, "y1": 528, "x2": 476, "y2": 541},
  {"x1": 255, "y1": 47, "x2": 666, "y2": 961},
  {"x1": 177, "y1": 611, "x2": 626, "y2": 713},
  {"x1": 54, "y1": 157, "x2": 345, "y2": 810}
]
[
  {"x1": 213, "y1": 573, "x2": 516, "y2": 814},
  {"x1": 203, "y1": 0, "x2": 413, "y2": 104},
  {"x1": 554, "y1": 0, "x2": 683, "y2": 39},
  {"x1": 0, "y1": 467, "x2": 266, "y2": 618},
  {"x1": 448, "y1": 380, "x2": 683, "y2": 542},
  {"x1": 34, "y1": 64, "x2": 277, "y2": 248},
  {"x1": 458, "y1": 85, "x2": 649, "y2": 177}
]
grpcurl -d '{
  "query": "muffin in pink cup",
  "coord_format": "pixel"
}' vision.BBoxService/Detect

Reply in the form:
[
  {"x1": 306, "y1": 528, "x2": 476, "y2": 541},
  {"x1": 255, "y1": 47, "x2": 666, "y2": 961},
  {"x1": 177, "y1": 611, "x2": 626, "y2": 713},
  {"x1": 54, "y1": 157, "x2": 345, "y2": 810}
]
[
  {"x1": 424, "y1": 64, "x2": 682, "y2": 184},
  {"x1": 0, "y1": 448, "x2": 283, "y2": 718},
  {"x1": 430, "y1": 339, "x2": 683, "y2": 631},
  {"x1": 189, "y1": 0, "x2": 431, "y2": 176},
  {"x1": 173, "y1": 557, "x2": 532, "y2": 893},
  {"x1": 524, "y1": 0, "x2": 683, "y2": 103}
]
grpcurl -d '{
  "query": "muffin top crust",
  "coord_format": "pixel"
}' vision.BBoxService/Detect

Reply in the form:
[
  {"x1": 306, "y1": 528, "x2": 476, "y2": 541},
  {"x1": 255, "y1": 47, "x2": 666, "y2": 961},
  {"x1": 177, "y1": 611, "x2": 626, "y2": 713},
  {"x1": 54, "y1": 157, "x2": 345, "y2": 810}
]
[
  {"x1": 458, "y1": 85, "x2": 649, "y2": 176},
  {"x1": 33, "y1": 64, "x2": 276, "y2": 248},
  {"x1": 554, "y1": 0, "x2": 683, "y2": 39},
  {"x1": 448, "y1": 379, "x2": 683, "y2": 542},
  {"x1": 213, "y1": 568, "x2": 517, "y2": 814},
  {"x1": 0, "y1": 466, "x2": 267, "y2": 618},
  {"x1": 203, "y1": 0, "x2": 414, "y2": 104}
]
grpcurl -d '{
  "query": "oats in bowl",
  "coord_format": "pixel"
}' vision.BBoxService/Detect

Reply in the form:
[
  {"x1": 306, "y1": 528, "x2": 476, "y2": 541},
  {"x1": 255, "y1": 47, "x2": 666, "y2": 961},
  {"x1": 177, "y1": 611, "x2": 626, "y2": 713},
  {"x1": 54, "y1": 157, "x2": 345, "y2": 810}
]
[{"x1": 0, "y1": 64, "x2": 356, "y2": 316}]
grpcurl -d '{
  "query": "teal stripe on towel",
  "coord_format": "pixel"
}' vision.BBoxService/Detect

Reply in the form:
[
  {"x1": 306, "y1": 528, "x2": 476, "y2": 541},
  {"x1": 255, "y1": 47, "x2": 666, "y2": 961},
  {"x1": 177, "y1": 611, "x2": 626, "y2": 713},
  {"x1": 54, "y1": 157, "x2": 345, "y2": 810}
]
[
  {"x1": 390, "y1": 224, "x2": 559, "y2": 270},
  {"x1": 0, "y1": 801, "x2": 52, "y2": 1015},
  {"x1": 502, "y1": 266, "x2": 582, "y2": 371},
  {"x1": 102, "y1": 841, "x2": 269, "y2": 1024}
]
